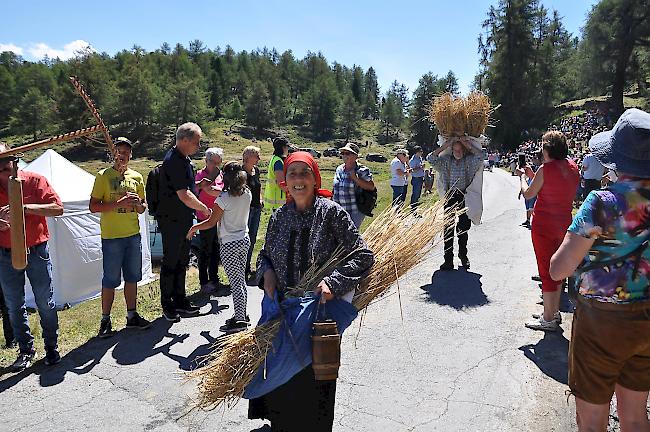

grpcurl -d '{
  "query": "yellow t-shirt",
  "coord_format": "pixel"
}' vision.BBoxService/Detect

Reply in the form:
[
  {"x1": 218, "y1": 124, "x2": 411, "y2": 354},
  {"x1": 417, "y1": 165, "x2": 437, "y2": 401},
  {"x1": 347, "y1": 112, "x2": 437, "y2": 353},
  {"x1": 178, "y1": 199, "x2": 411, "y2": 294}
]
[{"x1": 91, "y1": 167, "x2": 145, "y2": 239}]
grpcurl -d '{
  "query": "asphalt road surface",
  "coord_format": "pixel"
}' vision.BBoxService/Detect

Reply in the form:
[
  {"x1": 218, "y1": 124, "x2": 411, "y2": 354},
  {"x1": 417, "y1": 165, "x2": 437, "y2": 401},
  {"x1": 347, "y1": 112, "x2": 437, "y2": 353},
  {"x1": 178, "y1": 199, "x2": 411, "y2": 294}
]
[{"x1": 0, "y1": 168, "x2": 579, "y2": 431}]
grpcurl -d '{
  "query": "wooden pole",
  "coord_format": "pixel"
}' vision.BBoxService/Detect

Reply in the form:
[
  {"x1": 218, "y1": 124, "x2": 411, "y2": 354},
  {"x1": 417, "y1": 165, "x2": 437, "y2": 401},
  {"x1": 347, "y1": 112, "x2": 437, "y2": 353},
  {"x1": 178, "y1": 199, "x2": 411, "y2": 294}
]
[
  {"x1": 0, "y1": 125, "x2": 103, "y2": 159},
  {"x1": 68, "y1": 77, "x2": 120, "y2": 170},
  {"x1": 8, "y1": 164, "x2": 26, "y2": 270}
]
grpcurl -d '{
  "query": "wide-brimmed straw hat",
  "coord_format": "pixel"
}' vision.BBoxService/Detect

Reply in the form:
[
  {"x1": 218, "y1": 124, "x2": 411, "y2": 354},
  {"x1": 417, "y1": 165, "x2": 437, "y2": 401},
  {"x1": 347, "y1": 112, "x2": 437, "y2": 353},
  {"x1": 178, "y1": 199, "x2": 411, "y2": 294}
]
[{"x1": 589, "y1": 108, "x2": 650, "y2": 177}]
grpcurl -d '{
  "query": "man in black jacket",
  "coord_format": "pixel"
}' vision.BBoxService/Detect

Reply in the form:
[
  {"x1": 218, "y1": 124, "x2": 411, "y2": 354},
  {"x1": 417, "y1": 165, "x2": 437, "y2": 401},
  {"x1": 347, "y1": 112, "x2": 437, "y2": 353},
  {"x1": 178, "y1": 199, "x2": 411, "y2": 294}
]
[{"x1": 157, "y1": 122, "x2": 210, "y2": 322}]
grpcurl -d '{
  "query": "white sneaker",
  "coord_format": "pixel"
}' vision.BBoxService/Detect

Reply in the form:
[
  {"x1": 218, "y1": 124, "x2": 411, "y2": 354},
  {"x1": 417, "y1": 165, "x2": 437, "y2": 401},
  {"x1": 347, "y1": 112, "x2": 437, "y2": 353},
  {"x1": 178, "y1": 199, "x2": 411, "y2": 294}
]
[
  {"x1": 525, "y1": 316, "x2": 560, "y2": 332},
  {"x1": 531, "y1": 311, "x2": 562, "y2": 324}
]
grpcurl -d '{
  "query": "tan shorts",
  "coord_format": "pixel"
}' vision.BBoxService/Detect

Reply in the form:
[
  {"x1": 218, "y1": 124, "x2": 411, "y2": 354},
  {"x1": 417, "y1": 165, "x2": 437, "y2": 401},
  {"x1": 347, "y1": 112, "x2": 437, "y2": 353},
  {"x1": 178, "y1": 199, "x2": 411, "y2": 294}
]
[{"x1": 569, "y1": 297, "x2": 650, "y2": 405}]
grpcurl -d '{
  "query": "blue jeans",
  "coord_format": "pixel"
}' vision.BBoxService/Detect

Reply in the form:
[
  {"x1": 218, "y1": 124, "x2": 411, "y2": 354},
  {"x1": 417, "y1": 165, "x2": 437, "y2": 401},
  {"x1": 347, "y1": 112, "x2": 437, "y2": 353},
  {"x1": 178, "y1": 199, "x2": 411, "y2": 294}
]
[
  {"x1": 0, "y1": 242, "x2": 58, "y2": 353},
  {"x1": 391, "y1": 185, "x2": 407, "y2": 205},
  {"x1": 246, "y1": 206, "x2": 262, "y2": 271},
  {"x1": 349, "y1": 211, "x2": 365, "y2": 229},
  {"x1": 410, "y1": 176, "x2": 424, "y2": 206},
  {"x1": 101, "y1": 234, "x2": 142, "y2": 288}
]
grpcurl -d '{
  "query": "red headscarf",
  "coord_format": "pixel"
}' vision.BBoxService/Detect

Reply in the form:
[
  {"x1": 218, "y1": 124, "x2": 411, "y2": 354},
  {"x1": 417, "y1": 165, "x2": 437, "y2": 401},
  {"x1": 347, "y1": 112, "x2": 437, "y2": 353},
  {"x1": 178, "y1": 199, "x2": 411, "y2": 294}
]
[{"x1": 281, "y1": 151, "x2": 333, "y2": 201}]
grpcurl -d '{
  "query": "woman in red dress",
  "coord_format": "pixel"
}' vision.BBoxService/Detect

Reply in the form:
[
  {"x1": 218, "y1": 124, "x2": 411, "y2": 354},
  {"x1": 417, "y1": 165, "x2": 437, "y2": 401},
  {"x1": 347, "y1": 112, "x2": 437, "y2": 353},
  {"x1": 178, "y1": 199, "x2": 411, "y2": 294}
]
[{"x1": 519, "y1": 131, "x2": 580, "y2": 331}]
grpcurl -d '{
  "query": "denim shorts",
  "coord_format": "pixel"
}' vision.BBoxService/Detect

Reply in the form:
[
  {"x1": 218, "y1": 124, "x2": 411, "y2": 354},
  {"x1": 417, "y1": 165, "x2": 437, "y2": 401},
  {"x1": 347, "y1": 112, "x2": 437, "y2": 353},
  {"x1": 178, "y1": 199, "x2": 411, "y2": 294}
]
[{"x1": 101, "y1": 234, "x2": 142, "y2": 288}]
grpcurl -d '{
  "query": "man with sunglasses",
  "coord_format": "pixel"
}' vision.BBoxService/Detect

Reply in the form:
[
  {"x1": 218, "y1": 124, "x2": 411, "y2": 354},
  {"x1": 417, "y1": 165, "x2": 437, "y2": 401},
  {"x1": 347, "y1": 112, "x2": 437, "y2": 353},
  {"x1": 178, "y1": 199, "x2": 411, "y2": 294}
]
[
  {"x1": 332, "y1": 142, "x2": 375, "y2": 228},
  {"x1": 0, "y1": 142, "x2": 63, "y2": 371}
]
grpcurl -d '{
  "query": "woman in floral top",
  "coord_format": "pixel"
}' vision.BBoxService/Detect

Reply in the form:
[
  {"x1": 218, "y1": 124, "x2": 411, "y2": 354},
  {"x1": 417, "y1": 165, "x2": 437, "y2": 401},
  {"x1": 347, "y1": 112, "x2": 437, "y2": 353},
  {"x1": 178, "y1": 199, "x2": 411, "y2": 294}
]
[
  {"x1": 550, "y1": 108, "x2": 650, "y2": 432},
  {"x1": 248, "y1": 151, "x2": 374, "y2": 432}
]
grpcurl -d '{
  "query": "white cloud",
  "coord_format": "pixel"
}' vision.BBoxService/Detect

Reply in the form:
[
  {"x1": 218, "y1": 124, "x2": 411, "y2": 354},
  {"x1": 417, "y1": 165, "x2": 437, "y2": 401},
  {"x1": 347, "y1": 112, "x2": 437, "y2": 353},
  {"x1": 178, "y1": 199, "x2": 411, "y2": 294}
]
[
  {"x1": 0, "y1": 43, "x2": 24, "y2": 55},
  {"x1": 27, "y1": 40, "x2": 95, "y2": 60}
]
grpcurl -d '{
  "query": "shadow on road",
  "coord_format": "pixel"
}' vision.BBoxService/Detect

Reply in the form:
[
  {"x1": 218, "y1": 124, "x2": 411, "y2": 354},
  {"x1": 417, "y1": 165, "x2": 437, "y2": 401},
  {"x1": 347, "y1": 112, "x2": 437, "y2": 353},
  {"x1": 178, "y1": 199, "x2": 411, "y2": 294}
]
[
  {"x1": 250, "y1": 425, "x2": 271, "y2": 432},
  {"x1": 111, "y1": 300, "x2": 228, "y2": 367},
  {"x1": 519, "y1": 332, "x2": 569, "y2": 385},
  {"x1": 419, "y1": 269, "x2": 489, "y2": 310},
  {"x1": 0, "y1": 297, "x2": 227, "y2": 391}
]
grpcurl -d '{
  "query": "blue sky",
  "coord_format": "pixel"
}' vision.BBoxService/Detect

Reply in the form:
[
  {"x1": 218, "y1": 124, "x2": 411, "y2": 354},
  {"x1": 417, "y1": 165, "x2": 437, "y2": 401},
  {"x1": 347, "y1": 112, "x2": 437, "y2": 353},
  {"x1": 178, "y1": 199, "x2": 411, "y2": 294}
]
[{"x1": 1, "y1": 0, "x2": 596, "y2": 95}]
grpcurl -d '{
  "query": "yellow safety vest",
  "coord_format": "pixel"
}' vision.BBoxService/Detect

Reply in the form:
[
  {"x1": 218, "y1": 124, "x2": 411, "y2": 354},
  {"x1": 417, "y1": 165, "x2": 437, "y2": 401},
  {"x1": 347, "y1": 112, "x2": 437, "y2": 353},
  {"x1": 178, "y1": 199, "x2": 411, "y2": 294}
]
[{"x1": 264, "y1": 155, "x2": 285, "y2": 209}]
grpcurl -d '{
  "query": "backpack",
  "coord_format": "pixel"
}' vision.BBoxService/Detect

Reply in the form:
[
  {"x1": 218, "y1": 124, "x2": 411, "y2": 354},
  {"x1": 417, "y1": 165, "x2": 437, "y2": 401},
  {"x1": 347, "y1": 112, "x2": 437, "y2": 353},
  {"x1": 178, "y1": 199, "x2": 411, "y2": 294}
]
[
  {"x1": 354, "y1": 165, "x2": 378, "y2": 217},
  {"x1": 146, "y1": 164, "x2": 162, "y2": 218}
]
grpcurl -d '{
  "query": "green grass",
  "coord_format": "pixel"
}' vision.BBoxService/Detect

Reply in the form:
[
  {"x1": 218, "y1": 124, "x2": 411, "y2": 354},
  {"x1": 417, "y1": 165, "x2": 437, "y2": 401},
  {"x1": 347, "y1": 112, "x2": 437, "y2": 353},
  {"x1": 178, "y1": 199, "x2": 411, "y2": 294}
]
[{"x1": 0, "y1": 119, "x2": 436, "y2": 368}]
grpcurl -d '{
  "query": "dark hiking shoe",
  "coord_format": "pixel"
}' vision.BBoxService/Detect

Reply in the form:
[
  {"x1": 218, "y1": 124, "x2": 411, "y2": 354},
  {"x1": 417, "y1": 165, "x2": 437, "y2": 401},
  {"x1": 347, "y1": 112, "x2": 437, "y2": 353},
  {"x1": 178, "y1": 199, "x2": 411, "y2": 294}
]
[
  {"x1": 10, "y1": 349, "x2": 36, "y2": 372},
  {"x1": 176, "y1": 301, "x2": 200, "y2": 316},
  {"x1": 220, "y1": 319, "x2": 249, "y2": 334},
  {"x1": 214, "y1": 283, "x2": 232, "y2": 297},
  {"x1": 126, "y1": 313, "x2": 153, "y2": 330},
  {"x1": 439, "y1": 260, "x2": 454, "y2": 271},
  {"x1": 459, "y1": 256, "x2": 470, "y2": 269},
  {"x1": 162, "y1": 309, "x2": 181, "y2": 322},
  {"x1": 44, "y1": 347, "x2": 61, "y2": 366},
  {"x1": 98, "y1": 319, "x2": 116, "y2": 338}
]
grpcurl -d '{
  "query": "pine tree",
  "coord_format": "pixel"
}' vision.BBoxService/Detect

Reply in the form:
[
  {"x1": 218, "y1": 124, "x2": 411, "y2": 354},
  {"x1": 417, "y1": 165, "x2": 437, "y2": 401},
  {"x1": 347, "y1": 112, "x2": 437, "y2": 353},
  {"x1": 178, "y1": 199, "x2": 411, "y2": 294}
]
[
  {"x1": 10, "y1": 88, "x2": 54, "y2": 140},
  {"x1": 304, "y1": 76, "x2": 339, "y2": 138},
  {"x1": 363, "y1": 67, "x2": 380, "y2": 119},
  {"x1": 479, "y1": 0, "x2": 538, "y2": 148},
  {"x1": 410, "y1": 73, "x2": 446, "y2": 149},
  {"x1": 244, "y1": 81, "x2": 273, "y2": 130},
  {"x1": 380, "y1": 92, "x2": 403, "y2": 141},
  {"x1": 339, "y1": 92, "x2": 362, "y2": 142},
  {"x1": 581, "y1": 0, "x2": 650, "y2": 115}
]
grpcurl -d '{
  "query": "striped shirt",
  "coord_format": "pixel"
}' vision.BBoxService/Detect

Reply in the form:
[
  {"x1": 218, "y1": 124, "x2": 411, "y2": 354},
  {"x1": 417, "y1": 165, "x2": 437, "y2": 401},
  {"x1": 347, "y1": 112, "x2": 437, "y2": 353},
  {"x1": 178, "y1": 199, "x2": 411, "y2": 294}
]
[
  {"x1": 333, "y1": 164, "x2": 373, "y2": 217},
  {"x1": 428, "y1": 152, "x2": 482, "y2": 192}
]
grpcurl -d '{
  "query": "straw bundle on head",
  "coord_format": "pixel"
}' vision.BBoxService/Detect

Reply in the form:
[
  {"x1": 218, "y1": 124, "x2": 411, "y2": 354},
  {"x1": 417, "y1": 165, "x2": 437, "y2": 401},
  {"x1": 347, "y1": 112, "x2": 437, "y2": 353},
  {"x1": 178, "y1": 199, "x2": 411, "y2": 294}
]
[
  {"x1": 464, "y1": 92, "x2": 491, "y2": 137},
  {"x1": 430, "y1": 92, "x2": 492, "y2": 138},
  {"x1": 188, "y1": 198, "x2": 459, "y2": 411},
  {"x1": 431, "y1": 93, "x2": 463, "y2": 137}
]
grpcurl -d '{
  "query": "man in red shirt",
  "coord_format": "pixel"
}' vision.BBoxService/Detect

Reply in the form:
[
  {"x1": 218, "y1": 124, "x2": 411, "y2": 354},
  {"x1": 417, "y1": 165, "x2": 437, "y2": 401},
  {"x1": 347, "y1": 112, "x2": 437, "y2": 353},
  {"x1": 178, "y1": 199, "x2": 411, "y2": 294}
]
[{"x1": 0, "y1": 143, "x2": 64, "y2": 372}]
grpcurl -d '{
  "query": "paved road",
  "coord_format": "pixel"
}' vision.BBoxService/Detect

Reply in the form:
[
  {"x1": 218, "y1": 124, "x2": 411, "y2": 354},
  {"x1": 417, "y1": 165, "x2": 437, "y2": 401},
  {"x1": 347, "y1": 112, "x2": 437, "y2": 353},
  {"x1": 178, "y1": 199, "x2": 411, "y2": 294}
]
[{"x1": 0, "y1": 169, "x2": 577, "y2": 431}]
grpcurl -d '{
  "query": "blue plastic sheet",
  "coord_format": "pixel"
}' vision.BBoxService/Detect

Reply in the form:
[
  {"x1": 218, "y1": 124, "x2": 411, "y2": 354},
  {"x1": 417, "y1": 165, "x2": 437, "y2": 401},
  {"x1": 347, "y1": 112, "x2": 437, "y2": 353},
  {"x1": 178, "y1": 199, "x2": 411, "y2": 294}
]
[{"x1": 243, "y1": 292, "x2": 358, "y2": 399}]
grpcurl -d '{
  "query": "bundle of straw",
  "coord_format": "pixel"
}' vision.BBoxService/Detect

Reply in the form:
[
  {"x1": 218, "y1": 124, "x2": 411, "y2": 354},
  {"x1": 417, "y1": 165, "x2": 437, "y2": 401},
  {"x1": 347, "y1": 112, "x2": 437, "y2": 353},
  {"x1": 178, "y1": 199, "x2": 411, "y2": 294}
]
[
  {"x1": 431, "y1": 93, "x2": 465, "y2": 137},
  {"x1": 187, "y1": 319, "x2": 281, "y2": 410},
  {"x1": 430, "y1": 92, "x2": 492, "y2": 138},
  {"x1": 188, "y1": 199, "x2": 457, "y2": 410},
  {"x1": 464, "y1": 91, "x2": 491, "y2": 137}
]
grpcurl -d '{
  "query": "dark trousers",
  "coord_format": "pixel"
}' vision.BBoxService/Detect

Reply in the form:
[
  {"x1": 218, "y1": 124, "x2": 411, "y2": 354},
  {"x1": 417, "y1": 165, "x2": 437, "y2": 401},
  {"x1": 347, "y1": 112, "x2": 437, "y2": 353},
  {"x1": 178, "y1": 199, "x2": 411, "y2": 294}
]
[
  {"x1": 159, "y1": 218, "x2": 191, "y2": 311},
  {"x1": 0, "y1": 284, "x2": 14, "y2": 346},
  {"x1": 443, "y1": 189, "x2": 471, "y2": 261},
  {"x1": 198, "y1": 226, "x2": 220, "y2": 285},
  {"x1": 249, "y1": 366, "x2": 336, "y2": 432}
]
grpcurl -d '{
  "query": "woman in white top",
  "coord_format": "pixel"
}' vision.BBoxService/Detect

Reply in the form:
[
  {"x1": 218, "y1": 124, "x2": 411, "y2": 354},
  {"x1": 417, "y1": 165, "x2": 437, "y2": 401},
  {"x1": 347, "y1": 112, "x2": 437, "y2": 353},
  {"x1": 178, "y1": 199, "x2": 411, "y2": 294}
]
[
  {"x1": 390, "y1": 149, "x2": 410, "y2": 205},
  {"x1": 187, "y1": 161, "x2": 252, "y2": 333}
]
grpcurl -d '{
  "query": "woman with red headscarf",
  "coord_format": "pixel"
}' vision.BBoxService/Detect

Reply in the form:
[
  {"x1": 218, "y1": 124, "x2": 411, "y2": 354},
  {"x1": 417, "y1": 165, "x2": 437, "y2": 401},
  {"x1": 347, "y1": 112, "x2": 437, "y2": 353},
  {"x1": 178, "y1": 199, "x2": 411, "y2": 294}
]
[{"x1": 248, "y1": 152, "x2": 374, "y2": 432}]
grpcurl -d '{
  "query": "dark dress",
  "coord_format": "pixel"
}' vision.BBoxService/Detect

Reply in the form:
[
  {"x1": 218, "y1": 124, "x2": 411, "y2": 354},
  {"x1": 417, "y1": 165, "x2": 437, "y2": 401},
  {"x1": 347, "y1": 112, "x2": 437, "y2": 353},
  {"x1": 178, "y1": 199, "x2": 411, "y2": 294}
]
[{"x1": 248, "y1": 197, "x2": 374, "y2": 432}]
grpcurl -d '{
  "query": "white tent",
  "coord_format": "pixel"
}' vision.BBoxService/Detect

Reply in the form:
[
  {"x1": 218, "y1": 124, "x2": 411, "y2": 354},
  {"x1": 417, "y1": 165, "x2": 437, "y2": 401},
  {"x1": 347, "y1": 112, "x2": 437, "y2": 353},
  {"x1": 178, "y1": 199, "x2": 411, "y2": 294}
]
[{"x1": 24, "y1": 149, "x2": 155, "y2": 307}]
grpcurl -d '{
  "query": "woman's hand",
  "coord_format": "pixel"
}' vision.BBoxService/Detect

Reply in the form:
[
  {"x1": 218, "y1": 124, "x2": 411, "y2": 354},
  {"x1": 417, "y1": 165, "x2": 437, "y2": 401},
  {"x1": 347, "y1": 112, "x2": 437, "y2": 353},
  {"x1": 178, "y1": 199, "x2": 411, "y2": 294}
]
[
  {"x1": 263, "y1": 269, "x2": 278, "y2": 300},
  {"x1": 314, "y1": 280, "x2": 334, "y2": 303},
  {"x1": 186, "y1": 226, "x2": 197, "y2": 241}
]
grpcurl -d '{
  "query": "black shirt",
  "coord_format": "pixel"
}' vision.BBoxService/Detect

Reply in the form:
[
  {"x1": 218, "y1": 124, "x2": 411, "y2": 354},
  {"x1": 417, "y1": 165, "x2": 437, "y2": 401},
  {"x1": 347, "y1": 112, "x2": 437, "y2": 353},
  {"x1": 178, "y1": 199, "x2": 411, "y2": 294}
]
[
  {"x1": 158, "y1": 147, "x2": 196, "y2": 223},
  {"x1": 246, "y1": 166, "x2": 262, "y2": 209}
]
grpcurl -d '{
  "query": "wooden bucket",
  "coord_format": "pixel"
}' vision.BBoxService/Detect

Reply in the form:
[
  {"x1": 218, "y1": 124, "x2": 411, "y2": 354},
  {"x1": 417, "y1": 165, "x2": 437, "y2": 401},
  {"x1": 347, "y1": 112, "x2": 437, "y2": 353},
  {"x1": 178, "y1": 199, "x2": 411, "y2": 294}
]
[{"x1": 312, "y1": 319, "x2": 341, "y2": 381}]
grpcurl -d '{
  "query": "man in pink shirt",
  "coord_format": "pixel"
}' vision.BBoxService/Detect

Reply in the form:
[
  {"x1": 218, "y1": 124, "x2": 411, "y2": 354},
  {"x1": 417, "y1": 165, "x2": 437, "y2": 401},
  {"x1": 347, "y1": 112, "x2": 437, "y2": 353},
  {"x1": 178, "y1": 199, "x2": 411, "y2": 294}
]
[{"x1": 195, "y1": 147, "x2": 224, "y2": 293}]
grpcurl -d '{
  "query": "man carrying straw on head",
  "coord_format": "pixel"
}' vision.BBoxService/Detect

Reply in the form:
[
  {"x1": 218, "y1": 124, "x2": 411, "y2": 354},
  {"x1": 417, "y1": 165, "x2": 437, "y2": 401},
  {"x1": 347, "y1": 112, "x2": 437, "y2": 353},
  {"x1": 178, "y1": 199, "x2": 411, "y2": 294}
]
[
  {"x1": 428, "y1": 137, "x2": 483, "y2": 270},
  {"x1": 427, "y1": 92, "x2": 491, "y2": 271}
]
